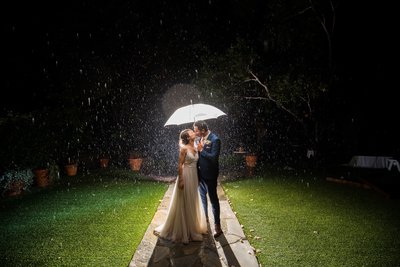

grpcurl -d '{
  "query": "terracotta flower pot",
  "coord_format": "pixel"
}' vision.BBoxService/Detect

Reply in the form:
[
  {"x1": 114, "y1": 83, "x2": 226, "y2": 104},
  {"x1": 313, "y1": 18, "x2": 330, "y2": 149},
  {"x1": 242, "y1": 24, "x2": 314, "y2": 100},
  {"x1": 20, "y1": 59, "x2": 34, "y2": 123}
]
[
  {"x1": 245, "y1": 154, "x2": 257, "y2": 176},
  {"x1": 129, "y1": 158, "x2": 143, "y2": 171},
  {"x1": 7, "y1": 181, "x2": 24, "y2": 196},
  {"x1": 64, "y1": 164, "x2": 78, "y2": 176},
  {"x1": 33, "y1": 168, "x2": 50, "y2": 188},
  {"x1": 99, "y1": 158, "x2": 109, "y2": 168},
  {"x1": 245, "y1": 155, "x2": 257, "y2": 168}
]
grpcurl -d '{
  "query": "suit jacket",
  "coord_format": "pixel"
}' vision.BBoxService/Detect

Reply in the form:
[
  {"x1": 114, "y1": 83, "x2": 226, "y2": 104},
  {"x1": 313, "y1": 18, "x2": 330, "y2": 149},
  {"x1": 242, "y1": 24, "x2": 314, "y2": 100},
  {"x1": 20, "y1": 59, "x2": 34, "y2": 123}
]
[{"x1": 197, "y1": 132, "x2": 221, "y2": 181}]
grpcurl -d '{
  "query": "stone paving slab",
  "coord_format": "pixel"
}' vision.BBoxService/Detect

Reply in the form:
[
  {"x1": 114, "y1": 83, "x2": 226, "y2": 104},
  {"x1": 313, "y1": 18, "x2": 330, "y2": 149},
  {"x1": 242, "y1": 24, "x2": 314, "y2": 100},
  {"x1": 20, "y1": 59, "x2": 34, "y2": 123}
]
[
  {"x1": 129, "y1": 180, "x2": 260, "y2": 267},
  {"x1": 215, "y1": 184, "x2": 260, "y2": 267},
  {"x1": 129, "y1": 184, "x2": 173, "y2": 267}
]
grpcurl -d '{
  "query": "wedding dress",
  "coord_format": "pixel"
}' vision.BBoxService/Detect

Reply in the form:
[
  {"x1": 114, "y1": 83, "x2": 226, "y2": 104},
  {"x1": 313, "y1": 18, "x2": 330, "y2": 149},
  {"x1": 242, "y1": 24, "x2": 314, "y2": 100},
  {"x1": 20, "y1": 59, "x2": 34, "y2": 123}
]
[{"x1": 155, "y1": 150, "x2": 207, "y2": 243}]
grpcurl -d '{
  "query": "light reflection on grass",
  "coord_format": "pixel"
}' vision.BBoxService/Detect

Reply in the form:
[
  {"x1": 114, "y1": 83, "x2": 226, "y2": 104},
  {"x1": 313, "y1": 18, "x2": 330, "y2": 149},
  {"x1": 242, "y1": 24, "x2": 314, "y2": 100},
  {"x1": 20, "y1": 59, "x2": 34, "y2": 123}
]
[
  {"x1": 223, "y1": 175, "x2": 400, "y2": 266},
  {"x1": 0, "y1": 169, "x2": 167, "y2": 266}
]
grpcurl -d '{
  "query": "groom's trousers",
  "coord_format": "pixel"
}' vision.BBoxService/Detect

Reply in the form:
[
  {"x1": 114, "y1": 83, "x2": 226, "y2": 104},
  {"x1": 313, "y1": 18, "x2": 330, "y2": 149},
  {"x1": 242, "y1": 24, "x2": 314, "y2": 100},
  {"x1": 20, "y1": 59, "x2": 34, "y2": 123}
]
[{"x1": 199, "y1": 179, "x2": 220, "y2": 225}]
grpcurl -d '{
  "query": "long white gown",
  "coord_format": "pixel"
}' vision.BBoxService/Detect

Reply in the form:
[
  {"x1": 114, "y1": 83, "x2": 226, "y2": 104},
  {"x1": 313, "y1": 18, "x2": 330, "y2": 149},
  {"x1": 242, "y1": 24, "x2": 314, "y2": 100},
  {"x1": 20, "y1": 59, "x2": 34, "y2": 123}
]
[{"x1": 155, "y1": 150, "x2": 207, "y2": 243}]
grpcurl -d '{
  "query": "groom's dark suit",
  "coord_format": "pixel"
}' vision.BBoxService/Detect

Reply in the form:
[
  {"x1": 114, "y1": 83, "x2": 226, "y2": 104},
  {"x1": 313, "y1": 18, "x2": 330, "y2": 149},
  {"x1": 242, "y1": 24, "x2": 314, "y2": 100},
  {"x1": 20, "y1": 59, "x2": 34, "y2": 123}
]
[{"x1": 197, "y1": 132, "x2": 221, "y2": 227}]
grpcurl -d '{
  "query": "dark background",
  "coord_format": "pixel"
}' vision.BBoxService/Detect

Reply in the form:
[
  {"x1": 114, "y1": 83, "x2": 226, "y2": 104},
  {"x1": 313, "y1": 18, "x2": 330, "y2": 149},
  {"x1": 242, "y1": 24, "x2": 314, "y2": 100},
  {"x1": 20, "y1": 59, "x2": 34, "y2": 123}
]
[{"x1": 1, "y1": 0, "x2": 398, "y2": 171}]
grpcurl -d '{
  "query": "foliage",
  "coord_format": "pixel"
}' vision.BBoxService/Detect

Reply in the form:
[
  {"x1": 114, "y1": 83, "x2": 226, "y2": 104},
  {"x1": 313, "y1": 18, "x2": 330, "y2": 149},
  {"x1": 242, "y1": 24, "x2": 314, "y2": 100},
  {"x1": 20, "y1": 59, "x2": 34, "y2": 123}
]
[
  {"x1": 0, "y1": 113, "x2": 35, "y2": 169},
  {"x1": 28, "y1": 122, "x2": 57, "y2": 169},
  {"x1": 0, "y1": 169, "x2": 34, "y2": 192},
  {"x1": 248, "y1": 71, "x2": 328, "y2": 148},
  {"x1": 195, "y1": 38, "x2": 257, "y2": 107},
  {"x1": 0, "y1": 111, "x2": 65, "y2": 169},
  {"x1": 48, "y1": 161, "x2": 60, "y2": 181},
  {"x1": 219, "y1": 154, "x2": 243, "y2": 172},
  {"x1": 193, "y1": 33, "x2": 332, "y2": 160},
  {"x1": 129, "y1": 149, "x2": 144, "y2": 159}
]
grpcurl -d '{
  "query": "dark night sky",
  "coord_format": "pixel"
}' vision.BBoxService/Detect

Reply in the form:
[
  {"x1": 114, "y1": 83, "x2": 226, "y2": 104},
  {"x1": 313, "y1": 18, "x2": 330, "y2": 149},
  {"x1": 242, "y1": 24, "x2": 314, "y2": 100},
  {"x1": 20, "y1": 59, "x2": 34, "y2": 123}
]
[
  {"x1": 1, "y1": 0, "x2": 398, "y2": 155},
  {"x1": 3, "y1": 1, "x2": 249, "y2": 110}
]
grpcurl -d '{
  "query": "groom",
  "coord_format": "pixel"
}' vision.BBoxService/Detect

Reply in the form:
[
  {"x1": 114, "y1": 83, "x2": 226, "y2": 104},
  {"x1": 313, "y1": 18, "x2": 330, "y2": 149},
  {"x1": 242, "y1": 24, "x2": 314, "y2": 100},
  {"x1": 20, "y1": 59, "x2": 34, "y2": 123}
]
[{"x1": 193, "y1": 120, "x2": 222, "y2": 238}]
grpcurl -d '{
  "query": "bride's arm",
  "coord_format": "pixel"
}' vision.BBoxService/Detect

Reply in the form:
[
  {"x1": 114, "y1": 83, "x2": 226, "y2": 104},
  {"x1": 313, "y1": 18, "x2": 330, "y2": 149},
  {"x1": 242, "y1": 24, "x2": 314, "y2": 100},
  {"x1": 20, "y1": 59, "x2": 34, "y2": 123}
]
[{"x1": 178, "y1": 147, "x2": 186, "y2": 189}]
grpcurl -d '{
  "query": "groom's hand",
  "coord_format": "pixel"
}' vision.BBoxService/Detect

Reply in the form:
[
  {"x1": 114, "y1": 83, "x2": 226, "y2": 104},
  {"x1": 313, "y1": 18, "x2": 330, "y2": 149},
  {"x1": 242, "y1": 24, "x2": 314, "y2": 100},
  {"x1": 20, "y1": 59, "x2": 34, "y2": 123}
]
[{"x1": 197, "y1": 142, "x2": 203, "y2": 152}]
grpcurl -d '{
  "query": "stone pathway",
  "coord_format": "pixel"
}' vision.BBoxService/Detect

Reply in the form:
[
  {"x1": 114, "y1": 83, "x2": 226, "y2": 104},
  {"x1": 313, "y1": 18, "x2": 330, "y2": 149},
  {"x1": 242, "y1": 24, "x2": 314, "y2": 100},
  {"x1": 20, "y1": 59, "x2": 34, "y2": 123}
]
[{"x1": 129, "y1": 178, "x2": 259, "y2": 267}]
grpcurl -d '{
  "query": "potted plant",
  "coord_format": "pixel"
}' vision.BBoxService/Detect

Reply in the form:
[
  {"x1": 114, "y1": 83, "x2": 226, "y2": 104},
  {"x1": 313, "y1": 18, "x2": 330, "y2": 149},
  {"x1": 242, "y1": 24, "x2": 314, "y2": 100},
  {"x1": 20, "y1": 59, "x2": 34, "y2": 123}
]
[
  {"x1": 33, "y1": 166, "x2": 50, "y2": 188},
  {"x1": 94, "y1": 135, "x2": 111, "y2": 169},
  {"x1": 60, "y1": 121, "x2": 86, "y2": 177},
  {"x1": 99, "y1": 150, "x2": 110, "y2": 168},
  {"x1": 0, "y1": 168, "x2": 34, "y2": 197},
  {"x1": 32, "y1": 158, "x2": 60, "y2": 187},
  {"x1": 32, "y1": 156, "x2": 51, "y2": 188},
  {"x1": 99, "y1": 157, "x2": 110, "y2": 168},
  {"x1": 245, "y1": 145, "x2": 258, "y2": 176},
  {"x1": 22, "y1": 133, "x2": 52, "y2": 188},
  {"x1": 64, "y1": 158, "x2": 78, "y2": 176},
  {"x1": 245, "y1": 153, "x2": 258, "y2": 168},
  {"x1": 48, "y1": 160, "x2": 60, "y2": 183},
  {"x1": 63, "y1": 141, "x2": 81, "y2": 177},
  {"x1": 128, "y1": 150, "x2": 143, "y2": 171}
]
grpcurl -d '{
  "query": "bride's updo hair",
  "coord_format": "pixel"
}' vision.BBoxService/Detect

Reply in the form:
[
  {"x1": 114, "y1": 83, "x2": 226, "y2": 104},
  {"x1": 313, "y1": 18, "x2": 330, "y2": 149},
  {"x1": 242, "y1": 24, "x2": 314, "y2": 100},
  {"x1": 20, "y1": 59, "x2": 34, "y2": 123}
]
[{"x1": 179, "y1": 129, "x2": 191, "y2": 147}]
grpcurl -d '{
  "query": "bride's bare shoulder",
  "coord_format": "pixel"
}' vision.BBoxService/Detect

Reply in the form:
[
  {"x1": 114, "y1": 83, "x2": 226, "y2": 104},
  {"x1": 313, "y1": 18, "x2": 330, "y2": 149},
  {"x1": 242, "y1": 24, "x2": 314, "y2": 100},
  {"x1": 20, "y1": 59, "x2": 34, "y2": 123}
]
[{"x1": 179, "y1": 146, "x2": 188, "y2": 153}]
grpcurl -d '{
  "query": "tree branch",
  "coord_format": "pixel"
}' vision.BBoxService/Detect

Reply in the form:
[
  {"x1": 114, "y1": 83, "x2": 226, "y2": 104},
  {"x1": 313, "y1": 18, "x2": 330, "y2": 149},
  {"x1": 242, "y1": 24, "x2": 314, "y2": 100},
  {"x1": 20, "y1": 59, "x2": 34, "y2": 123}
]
[{"x1": 247, "y1": 70, "x2": 302, "y2": 123}]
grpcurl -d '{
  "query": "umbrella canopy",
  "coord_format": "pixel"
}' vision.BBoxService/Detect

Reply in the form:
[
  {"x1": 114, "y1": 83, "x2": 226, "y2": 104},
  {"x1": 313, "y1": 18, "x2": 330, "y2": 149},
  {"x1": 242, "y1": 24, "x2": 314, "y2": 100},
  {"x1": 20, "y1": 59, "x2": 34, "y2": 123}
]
[{"x1": 164, "y1": 103, "x2": 227, "y2": 127}]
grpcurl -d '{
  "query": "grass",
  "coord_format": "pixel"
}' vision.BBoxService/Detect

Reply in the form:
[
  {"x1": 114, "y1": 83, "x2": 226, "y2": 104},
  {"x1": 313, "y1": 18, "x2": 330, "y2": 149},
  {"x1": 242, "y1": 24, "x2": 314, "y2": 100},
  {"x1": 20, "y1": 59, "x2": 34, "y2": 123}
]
[
  {"x1": 222, "y1": 170, "x2": 400, "y2": 267},
  {"x1": 2, "y1": 166, "x2": 399, "y2": 266},
  {"x1": 0, "y1": 168, "x2": 167, "y2": 267}
]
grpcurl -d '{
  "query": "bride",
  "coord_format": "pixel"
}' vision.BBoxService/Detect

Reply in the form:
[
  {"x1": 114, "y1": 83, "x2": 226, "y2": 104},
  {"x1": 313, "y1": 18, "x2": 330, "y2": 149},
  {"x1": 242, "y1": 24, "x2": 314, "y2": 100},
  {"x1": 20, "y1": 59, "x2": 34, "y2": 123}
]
[{"x1": 154, "y1": 129, "x2": 207, "y2": 243}]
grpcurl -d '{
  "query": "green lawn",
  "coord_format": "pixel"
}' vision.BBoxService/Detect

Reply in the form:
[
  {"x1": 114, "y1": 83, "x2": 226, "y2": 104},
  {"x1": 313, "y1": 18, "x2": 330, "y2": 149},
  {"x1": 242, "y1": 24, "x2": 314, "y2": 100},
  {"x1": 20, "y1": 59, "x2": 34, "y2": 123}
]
[
  {"x1": 3, "y1": 167, "x2": 399, "y2": 266},
  {"x1": 0, "y1": 169, "x2": 167, "y2": 266},
  {"x1": 222, "y1": 173, "x2": 400, "y2": 267}
]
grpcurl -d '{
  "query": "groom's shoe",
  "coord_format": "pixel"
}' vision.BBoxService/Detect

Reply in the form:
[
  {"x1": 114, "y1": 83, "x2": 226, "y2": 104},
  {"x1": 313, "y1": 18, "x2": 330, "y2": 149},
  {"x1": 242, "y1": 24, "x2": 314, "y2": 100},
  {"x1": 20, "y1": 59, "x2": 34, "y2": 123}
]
[{"x1": 214, "y1": 224, "x2": 223, "y2": 238}]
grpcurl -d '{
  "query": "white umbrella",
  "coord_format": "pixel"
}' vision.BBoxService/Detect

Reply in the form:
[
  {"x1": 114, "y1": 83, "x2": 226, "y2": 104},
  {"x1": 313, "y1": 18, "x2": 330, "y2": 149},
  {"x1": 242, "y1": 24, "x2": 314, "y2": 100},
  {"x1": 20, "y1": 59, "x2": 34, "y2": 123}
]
[{"x1": 164, "y1": 103, "x2": 227, "y2": 127}]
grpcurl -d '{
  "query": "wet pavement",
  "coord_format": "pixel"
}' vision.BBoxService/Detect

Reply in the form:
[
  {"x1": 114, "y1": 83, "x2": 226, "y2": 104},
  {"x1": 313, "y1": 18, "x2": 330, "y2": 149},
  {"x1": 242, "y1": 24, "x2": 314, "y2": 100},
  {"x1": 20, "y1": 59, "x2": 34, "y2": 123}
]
[{"x1": 129, "y1": 179, "x2": 259, "y2": 267}]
